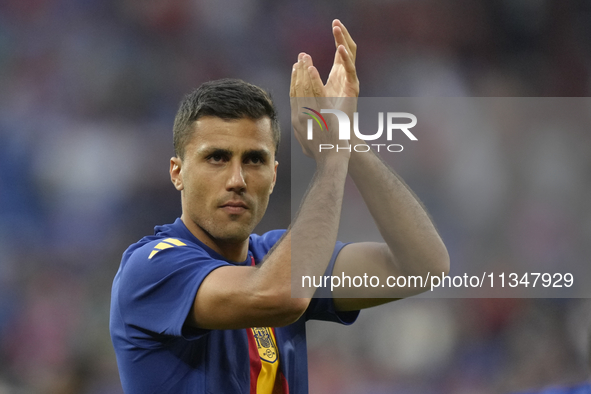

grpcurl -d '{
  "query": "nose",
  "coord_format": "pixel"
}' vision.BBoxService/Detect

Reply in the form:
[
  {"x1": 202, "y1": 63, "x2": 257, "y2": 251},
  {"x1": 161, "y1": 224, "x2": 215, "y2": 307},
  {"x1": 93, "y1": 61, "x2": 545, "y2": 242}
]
[{"x1": 226, "y1": 160, "x2": 246, "y2": 193}]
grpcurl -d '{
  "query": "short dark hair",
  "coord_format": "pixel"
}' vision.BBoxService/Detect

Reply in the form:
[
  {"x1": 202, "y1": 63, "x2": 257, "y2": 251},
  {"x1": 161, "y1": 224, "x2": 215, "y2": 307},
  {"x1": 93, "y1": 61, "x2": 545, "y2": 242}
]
[{"x1": 173, "y1": 79, "x2": 280, "y2": 159}]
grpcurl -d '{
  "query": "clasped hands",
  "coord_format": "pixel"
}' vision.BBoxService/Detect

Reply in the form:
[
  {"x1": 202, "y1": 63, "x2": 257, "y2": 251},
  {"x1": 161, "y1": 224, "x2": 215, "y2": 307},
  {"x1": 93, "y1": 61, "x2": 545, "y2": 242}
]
[{"x1": 290, "y1": 20, "x2": 360, "y2": 161}]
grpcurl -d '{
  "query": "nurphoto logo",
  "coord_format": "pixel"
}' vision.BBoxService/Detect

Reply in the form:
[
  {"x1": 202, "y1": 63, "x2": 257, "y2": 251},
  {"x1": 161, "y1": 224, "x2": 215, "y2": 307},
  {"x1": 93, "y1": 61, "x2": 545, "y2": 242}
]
[{"x1": 303, "y1": 108, "x2": 418, "y2": 153}]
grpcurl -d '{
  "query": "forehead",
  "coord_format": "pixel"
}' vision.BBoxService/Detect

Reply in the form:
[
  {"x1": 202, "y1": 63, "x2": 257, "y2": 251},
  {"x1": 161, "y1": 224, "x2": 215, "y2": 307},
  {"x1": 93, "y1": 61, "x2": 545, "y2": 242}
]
[{"x1": 186, "y1": 116, "x2": 275, "y2": 154}]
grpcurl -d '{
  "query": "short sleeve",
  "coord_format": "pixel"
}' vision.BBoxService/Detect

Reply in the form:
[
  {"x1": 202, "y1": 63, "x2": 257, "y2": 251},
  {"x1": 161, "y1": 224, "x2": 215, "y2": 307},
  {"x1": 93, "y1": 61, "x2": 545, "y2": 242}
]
[
  {"x1": 116, "y1": 240, "x2": 230, "y2": 341},
  {"x1": 249, "y1": 229, "x2": 286, "y2": 262},
  {"x1": 305, "y1": 241, "x2": 360, "y2": 325}
]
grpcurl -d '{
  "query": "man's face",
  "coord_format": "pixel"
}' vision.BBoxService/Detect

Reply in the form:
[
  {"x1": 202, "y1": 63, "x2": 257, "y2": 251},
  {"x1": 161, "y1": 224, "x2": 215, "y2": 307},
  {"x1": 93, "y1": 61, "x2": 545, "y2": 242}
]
[{"x1": 170, "y1": 116, "x2": 278, "y2": 247}]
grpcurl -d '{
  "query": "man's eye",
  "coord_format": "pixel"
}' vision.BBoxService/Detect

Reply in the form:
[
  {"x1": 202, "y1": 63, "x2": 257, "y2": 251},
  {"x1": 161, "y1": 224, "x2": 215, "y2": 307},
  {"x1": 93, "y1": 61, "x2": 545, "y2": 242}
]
[
  {"x1": 246, "y1": 156, "x2": 264, "y2": 165},
  {"x1": 208, "y1": 154, "x2": 226, "y2": 163}
]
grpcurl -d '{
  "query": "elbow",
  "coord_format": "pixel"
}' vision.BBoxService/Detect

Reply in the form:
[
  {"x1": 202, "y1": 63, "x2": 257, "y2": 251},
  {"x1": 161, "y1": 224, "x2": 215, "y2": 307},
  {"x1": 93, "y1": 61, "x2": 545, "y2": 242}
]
[
  {"x1": 253, "y1": 290, "x2": 310, "y2": 327},
  {"x1": 411, "y1": 248, "x2": 449, "y2": 295},
  {"x1": 402, "y1": 240, "x2": 450, "y2": 278},
  {"x1": 431, "y1": 243, "x2": 450, "y2": 277},
  {"x1": 438, "y1": 251, "x2": 450, "y2": 277},
  {"x1": 408, "y1": 242, "x2": 450, "y2": 285},
  {"x1": 276, "y1": 297, "x2": 309, "y2": 326}
]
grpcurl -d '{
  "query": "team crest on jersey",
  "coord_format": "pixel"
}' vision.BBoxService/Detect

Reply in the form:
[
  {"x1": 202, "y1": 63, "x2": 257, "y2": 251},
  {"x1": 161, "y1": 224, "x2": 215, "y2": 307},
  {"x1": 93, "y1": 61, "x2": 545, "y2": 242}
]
[
  {"x1": 148, "y1": 238, "x2": 186, "y2": 259},
  {"x1": 251, "y1": 328, "x2": 278, "y2": 363}
]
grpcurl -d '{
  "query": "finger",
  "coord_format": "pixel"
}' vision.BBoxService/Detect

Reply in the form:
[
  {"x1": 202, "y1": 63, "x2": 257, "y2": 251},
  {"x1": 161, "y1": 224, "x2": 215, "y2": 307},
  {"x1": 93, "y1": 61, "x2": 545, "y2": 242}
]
[
  {"x1": 306, "y1": 64, "x2": 324, "y2": 97},
  {"x1": 308, "y1": 66, "x2": 331, "y2": 111},
  {"x1": 332, "y1": 27, "x2": 357, "y2": 68},
  {"x1": 289, "y1": 62, "x2": 298, "y2": 97},
  {"x1": 293, "y1": 56, "x2": 307, "y2": 97},
  {"x1": 333, "y1": 20, "x2": 357, "y2": 61},
  {"x1": 293, "y1": 59, "x2": 301, "y2": 97},
  {"x1": 337, "y1": 45, "x2": 357, "y2": 83},
  {"x1": 295, "y1": 57, "x2": 307, "y2": 97},
  {"x1": 300, "y1": 55, "x2": 315, "y2": 97},
  {"x1": 302, "y1": 52, "x2": 315, "y2": 69},
  {"x1": 332, "y1": 26, "x2": 347, "y2": 63},
  {"x1": 333, "y1": 20, "x2": 356, "y2": 53},
  {"x1": 332, "y1": 26, "x2": 351, "y2": 62}
]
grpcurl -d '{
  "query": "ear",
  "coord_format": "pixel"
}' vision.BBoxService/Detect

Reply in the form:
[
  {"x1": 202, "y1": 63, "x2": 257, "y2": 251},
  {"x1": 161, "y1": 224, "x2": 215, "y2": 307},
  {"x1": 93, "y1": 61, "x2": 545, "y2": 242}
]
[
  {"x1": 170, "y1": 157, "x2": 184, "y2": 191},
  {"x1": 269, "y1": 160, "x2": 279, "y2": 194}
]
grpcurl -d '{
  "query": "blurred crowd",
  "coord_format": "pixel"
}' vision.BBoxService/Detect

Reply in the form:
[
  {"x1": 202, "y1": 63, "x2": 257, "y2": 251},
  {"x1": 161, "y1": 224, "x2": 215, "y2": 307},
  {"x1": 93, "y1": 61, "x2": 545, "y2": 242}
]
[{"x1": 1, "y1": 0, "x2": 590, "y2": 393}]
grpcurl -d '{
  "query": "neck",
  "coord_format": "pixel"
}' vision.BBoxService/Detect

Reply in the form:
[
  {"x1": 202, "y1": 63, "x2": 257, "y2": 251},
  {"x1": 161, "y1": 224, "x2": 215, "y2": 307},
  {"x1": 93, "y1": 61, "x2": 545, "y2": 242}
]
[{"x1": 180, "y1": 214, "x2": 249, "y2": 262}]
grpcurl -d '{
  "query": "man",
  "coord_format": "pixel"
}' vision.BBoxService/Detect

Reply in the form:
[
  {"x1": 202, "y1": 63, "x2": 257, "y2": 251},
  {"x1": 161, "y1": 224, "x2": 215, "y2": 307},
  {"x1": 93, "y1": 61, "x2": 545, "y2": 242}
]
[{"x1": 110, "y1": 20, "x2": 448, "y2": 393}]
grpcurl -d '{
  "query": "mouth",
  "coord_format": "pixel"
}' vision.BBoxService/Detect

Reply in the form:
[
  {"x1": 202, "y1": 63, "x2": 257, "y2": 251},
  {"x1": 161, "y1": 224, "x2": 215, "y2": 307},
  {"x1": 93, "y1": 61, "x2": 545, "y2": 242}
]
[{"x1": 219, "y1": 200, "x2": 249, "y2": 215}]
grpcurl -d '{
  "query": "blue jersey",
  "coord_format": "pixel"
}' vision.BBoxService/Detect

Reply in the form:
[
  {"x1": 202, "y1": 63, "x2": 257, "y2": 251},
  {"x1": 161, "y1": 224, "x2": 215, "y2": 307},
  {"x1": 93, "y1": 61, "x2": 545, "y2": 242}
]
[{"x1": 110, "y1": 218, "x2": 358, "y2": 393}]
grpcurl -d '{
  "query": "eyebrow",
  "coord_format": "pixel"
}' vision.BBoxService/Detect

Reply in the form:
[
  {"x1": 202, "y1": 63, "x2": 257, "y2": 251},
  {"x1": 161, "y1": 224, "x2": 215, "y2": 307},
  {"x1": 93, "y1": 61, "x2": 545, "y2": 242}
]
[
  {"x1": 198, "y1": 147, "x2": 232, "y2": 157},
  {"x1": 197, "y1": 147, "x2": 271, "y2": 160},
  {"x1": 243, "y1": 149, "x2": 271, "y2": 160}
]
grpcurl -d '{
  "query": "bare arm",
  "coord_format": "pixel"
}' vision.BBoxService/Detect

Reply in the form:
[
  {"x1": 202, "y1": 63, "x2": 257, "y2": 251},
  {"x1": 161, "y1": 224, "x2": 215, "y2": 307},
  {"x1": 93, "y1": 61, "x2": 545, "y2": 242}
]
[
  {"x1": 328, "y1": 23, "x2": 449, "y2": 310},
  {"x1": 295, "y1": 20, "x2": 449, "y2": 311},
  {"x1": 332, "y1": 148, "x2": 450, "y2": 311}
]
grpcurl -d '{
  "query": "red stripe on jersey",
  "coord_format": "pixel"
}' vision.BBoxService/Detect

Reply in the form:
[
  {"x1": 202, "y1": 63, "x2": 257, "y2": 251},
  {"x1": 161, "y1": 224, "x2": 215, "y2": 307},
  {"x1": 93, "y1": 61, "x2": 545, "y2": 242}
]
[
  {"x1": 249, "y1": 256, "x2": 289, "y2": 394},
  {"x1": 279, "y1": 374, "x2": 289, "y2": 394},
  {"x1": 271, "y1": 327, "x2": 289, "y2": 394},
  {"x1": 247, "y1": 328, "x2": 262, "y2": 394},
  {"x1": 248, "y1": 255, "x2": 261, "y2": 394}
]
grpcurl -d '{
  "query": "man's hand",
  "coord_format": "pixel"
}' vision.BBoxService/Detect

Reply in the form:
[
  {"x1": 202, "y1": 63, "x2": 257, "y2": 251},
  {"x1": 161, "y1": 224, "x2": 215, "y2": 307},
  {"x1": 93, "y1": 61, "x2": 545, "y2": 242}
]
[
  {"x1": 290, "y1": 20, "x2": 359, "y2": 99},
  {"x1": 324, "y1": 19, "x2": 359, "y2": 98},
  {"x1": 290, "y1": 20, "x2": 359, "y2": 161}
]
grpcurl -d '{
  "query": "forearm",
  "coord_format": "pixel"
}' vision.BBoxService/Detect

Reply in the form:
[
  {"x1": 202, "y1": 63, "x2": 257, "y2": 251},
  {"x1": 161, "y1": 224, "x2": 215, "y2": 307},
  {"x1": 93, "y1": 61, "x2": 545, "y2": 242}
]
[
  {"x1": 259, "y1": 157, "x2": 350, "y2": 300},
  {"x1": 348, "y1": 149, "x2": 449, "y2": 277}
]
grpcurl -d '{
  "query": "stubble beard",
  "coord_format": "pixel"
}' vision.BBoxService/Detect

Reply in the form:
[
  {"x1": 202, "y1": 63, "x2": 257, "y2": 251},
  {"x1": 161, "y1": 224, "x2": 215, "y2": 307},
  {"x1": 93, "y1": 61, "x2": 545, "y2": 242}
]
[
  {"x1": 184, "y1": 190, "x2": 271, "y2": 249},
  {"x1": 191, "y1": 206, "x2": 263, "y2": 247}
]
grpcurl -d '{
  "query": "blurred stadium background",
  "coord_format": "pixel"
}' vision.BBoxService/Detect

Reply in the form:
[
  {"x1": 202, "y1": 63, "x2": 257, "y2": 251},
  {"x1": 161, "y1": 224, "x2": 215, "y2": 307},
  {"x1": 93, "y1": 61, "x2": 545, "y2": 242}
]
[{"x1": 1, "y1": 0, "x2": 591, "y2": 393}]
